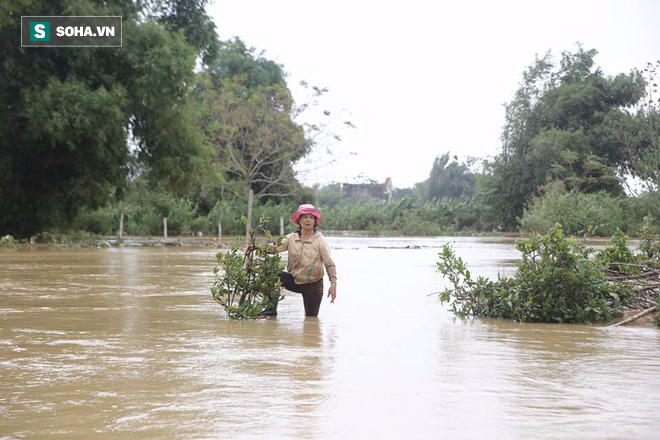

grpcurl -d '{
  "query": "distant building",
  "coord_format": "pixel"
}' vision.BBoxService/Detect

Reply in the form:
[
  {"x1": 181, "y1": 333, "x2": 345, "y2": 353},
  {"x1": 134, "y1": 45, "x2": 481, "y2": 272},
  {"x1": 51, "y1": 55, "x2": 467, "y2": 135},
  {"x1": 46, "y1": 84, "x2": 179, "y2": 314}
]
[{"x1": 342, "y1": 178, "x2": 394, "y2": 203}]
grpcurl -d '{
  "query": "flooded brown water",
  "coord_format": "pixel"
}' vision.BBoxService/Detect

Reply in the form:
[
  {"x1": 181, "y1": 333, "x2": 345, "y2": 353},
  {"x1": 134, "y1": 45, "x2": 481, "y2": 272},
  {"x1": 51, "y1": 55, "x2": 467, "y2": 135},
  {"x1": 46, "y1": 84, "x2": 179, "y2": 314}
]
[{"x1": 1, "y1": 236, "x2": 659, "y2": 439}]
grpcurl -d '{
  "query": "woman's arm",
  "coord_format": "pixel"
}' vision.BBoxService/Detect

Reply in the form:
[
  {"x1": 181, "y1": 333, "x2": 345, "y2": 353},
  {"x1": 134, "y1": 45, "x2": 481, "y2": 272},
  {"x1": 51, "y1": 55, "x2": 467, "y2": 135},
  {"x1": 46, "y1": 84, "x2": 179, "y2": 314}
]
[
  {"x1": 319, "y1": 238, "x2": 337, "y2": 303},
  {"x1": 272, "y1": 234, "x2": 290, "y2": 254},
  {"x1": 245, "y1": 234, "x2": 290, "y2": 254}
]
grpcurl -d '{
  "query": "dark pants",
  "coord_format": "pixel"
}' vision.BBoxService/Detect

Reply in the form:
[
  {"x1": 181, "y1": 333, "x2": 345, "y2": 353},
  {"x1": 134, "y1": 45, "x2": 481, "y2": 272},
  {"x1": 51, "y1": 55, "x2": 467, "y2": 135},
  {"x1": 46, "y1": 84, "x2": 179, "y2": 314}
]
[{"x1": 278, "y1": 271, "x2": 324, "y2": 317}]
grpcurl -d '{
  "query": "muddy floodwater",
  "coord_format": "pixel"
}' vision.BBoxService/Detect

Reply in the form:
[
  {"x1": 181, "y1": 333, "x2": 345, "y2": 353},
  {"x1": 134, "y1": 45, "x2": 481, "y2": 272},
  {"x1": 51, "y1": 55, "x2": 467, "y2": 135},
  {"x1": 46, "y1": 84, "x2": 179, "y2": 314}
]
[{"x1": 2, "y1": 236, "x2": 660, "y2": 439}]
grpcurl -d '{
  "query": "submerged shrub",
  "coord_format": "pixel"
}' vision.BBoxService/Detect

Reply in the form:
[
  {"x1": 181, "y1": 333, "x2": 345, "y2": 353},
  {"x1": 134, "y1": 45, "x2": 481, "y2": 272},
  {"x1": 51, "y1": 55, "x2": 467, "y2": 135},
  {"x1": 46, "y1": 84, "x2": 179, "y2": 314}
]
[
  {"x1": 596, "y1": 228, "x2": 642, "y2": 274},
  {"x1": 437, "y1": 225, "x2": 632, "y2": 323},
  {"x1": 211, "y1": 217, "x2": 284, "y2": 319}
]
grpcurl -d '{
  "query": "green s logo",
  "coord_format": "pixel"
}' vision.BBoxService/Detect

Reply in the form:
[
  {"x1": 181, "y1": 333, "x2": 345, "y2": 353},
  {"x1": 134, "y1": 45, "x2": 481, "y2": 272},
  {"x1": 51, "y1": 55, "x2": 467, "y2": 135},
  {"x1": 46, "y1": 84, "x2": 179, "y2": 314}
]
[{"x1": 30, "y1": 22, "x2": 50, "y2": 41}]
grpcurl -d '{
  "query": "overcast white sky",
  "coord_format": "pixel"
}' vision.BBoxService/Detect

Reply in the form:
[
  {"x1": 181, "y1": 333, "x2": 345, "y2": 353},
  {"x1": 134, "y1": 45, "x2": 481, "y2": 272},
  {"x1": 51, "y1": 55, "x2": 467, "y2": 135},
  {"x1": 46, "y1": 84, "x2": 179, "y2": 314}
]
[{"x1": 207, "y1": 0, "x2": 660, "y2": 189}]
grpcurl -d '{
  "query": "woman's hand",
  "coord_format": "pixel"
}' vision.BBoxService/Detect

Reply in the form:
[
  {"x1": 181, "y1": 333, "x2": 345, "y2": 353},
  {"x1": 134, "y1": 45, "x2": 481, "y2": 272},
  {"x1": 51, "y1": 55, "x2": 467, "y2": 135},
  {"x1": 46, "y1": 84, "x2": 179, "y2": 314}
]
[{"x1": 327, "y1": 283, "x2": 337, "y2": 303}]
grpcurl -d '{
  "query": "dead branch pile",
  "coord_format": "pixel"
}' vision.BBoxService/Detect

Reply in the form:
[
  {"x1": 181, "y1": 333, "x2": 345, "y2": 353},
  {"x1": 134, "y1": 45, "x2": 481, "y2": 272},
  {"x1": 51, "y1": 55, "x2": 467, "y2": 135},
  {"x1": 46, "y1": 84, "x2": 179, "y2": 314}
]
[{"x1": 606, "y1": 262, "x2": 659, "y2": 325}]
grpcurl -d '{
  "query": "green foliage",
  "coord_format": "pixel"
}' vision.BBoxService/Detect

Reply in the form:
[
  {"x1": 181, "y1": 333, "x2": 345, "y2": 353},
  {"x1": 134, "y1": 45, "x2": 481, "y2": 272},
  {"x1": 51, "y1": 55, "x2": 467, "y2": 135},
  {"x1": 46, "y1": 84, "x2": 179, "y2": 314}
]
[
  {"x1": 437, "y1": 225, "x2": 632, "y2": 323},
  {"x1": 30, "y1": 230, "x2": 96, "y2": 247},
  {"x1": 201, "y1": 76, "x2": 309, "y2": 199},
  {"x1": 639, "y1": 216, "x2": 660, "y2": 261},
  {"x1": 617, "y1": 61, "x2": 660, "y2": 192},
  {"x1": 436, "y1": 244, "x2": 505, "y2": 317},
  {"x1": 121, "y1": 20, "x2": 213, "y2": 195},
  {"x1": 207, "y1": 38, "x2": 285, "y2": 89},
  {"x1": 622, "y1": 191, "x2": 660, "y2": 229},
  {"x1": 316, "y1": 183, "x2": 343, "y2": 208},
  {"x1": 549, "y1": 148, "x2": 621, "y2": 195},
  {"x1": 0, "y1": 235, "x2": 19, "y2": 249},
  {"x1": 156, "y1": 0, "x2": 220, "y2": 65},
  {"x1": 322, "y1": 202, "x2": 388, "y2": 231},
  {"x1": 0, "y1": 0, "x2": 215, "y2": 237},
  {"x1": 113, "y1": 181, "x2": 196, "y2": 236},
  {"x1": 481, "y1": 47, "x2": 646, "y2": 229},
  {"x1": 596, "y1": 229, "x2": 641, "y2": 274},
  {"x1": 318, "y1": 195, "x2": 490, "y2": 235},
  {"x1": 73, "y1": 206, "x2": 119, "y2": 235},
  {"x1": 211, "y1": 217, "x2": 284, "y2": 319},
  {"x1": 416, "y1": 153, "x2": 477, "y2": 203},
  {"x1": 66, "y1": 178, "x2": 660, "y2": 239},
  {"x1": 71, "y1": 186, "x2": 307, "y2": 238},
  {"x1": 521, "y1": 187, "x2": 626, "y2": 236},
  {"x1": 207, "y1": 199, "x2": 298, "y2": 235},
  {"x1": 646, "y1": 215, "x2": 660, "y2": 327},
  {"x1": 521, "y1": 186, "x2": 660, "y2": 237},
  {"x1": 197, "y1": 40, "x2": 316, "y2": 208}
]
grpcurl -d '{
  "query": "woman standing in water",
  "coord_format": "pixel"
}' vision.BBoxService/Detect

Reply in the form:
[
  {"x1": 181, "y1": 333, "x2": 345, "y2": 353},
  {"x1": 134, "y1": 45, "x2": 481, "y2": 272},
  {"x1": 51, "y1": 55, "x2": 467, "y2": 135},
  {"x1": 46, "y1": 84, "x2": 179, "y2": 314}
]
[{"x1": 274, "y1": 204, "x2": 337, "y2": 317}]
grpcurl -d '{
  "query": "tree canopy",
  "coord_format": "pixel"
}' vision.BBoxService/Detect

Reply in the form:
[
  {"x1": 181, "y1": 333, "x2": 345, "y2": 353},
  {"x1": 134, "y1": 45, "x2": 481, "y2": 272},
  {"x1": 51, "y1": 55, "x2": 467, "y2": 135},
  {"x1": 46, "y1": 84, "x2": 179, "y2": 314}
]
[
  {"x1": 481, "y1": 46, "x2": 647, "y2": 229},
  {"x1": 200, "y1": 38, "x2": 312, "y2": 201},
  {"x1": 616, "y1": 61, "x2": 660, "y2": 193},
  {"x1": 0, "y1": 0, "x2": 217, "y2": 237},
  {"x1": 415, "y1": 153, "x2": 476, "y2": 203}
]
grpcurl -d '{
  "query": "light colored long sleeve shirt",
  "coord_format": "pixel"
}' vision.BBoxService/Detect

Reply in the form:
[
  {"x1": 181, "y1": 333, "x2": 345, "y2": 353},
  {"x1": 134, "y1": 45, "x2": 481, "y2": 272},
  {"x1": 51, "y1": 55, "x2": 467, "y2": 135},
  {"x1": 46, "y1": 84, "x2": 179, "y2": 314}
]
[{"x1": 276, "y1": 231, "x2": 337, "y2": 285}]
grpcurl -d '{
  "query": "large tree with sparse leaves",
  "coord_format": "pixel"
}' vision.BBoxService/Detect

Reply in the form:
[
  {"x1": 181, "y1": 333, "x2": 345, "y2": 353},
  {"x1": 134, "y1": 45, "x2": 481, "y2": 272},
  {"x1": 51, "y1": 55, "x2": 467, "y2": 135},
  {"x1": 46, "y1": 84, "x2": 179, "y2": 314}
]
[{"x1": 199, "y1": 39, "x2": 312, "y2": 238}]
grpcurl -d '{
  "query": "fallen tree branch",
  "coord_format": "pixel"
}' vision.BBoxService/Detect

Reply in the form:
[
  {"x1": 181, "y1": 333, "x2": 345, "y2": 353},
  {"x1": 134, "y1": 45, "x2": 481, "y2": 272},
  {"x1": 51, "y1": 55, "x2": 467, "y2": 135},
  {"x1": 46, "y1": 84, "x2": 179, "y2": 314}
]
[
  {"x1": 605, "y1": 261, "x2": 659, "y2": 270},
  {"x1": 608, "y1": 306, "x2": 659, "y2": 327},
  {"x1": 607, "y1": 270, "x2": 660, "y2": 282}
]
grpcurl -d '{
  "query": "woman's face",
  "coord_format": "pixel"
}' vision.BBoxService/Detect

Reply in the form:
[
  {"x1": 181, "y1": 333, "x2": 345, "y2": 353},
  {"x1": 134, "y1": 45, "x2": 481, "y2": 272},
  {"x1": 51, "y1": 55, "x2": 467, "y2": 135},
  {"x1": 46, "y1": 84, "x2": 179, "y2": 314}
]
[{"x1": 298, "y1": 213, "x2": 316, "y2": 229}]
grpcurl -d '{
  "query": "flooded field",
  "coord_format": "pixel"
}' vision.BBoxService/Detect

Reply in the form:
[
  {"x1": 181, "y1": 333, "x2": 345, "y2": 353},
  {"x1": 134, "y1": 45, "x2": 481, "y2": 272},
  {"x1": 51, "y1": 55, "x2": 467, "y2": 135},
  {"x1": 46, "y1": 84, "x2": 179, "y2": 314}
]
[{"x1": 1, "y1": 236, "x2": 659, "y2": 439}]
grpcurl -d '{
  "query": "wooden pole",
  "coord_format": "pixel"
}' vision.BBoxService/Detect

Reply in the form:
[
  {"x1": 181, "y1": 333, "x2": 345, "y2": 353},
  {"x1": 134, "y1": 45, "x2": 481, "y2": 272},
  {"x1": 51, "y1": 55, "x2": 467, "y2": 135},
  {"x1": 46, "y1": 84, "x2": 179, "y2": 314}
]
[
  {"x1": 245, "y1": 188, "x2": 254, "y2": 245},
  {"x1": 218, "y1": 222, "x2": 222, "y2": 242},
  {"x1": 164, "y1": 217, "x2": 168, "y2": 241},
  {"x1": 118, "y1": 205, "x2": 124, "y2": 244},
  {"x1": 280, "y1": 216, "x2": 284, "y2": 236}
]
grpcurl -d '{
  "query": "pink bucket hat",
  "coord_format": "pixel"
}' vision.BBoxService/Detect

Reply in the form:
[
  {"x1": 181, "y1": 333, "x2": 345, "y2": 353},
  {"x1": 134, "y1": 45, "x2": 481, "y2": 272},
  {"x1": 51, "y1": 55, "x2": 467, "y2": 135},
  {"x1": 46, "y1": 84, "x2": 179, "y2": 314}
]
[{"x1": 290, "y1": 204, "x2": 322, "y2": 226}]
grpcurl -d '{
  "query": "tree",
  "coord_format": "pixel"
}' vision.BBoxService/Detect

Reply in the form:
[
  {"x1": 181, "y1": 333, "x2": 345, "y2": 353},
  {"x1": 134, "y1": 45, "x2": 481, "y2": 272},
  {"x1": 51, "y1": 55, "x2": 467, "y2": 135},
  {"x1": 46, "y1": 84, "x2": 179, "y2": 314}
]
[
  {"x1": 201, "y1": 38, "x2": 343, "y2": 240},
  {"x1": 0, "y1": 0, "x2": 217, "y2": 237},
  {"x1": 616, "y1": 61, "x2": 660, "y2": 193},
  {"x1": 206, "y1": 37, "x2": 284, "y2": 89},
  {"x1": 482, "y1": 46, "x2": 646, "y2": 229},
  {"x1": 416, "y1": 153, "x2": 476, "y2": 203},
  {"x1": 207, "y1": 79, "x2": 309, "y2": 197},
  {"x1": 154, "y1": 0, "x2": 220, "y2": 65},
  {"x1": 204, "y1": 78, "x2": 309, "y2": 239},
  {"x1": 316, "y1": 183, "x2": 343, "y2": 208}
]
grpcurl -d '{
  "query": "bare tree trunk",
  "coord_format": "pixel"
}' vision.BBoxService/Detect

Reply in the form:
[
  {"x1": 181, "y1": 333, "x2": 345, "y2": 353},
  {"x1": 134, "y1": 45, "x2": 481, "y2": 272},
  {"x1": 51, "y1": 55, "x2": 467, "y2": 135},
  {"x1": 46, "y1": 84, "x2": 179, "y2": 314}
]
[
  {"x1": 245, "y1": 188, "x2": 254, "y2": 245},
  {"x1": 164, "y1": 217, "x2": 168, "y2": 241}
]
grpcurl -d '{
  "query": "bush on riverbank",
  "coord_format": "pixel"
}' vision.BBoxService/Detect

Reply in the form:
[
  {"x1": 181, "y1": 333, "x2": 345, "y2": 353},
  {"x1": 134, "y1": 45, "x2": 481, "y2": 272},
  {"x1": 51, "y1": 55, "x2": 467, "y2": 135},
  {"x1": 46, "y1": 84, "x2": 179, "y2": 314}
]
[
  {"x1": 67, "y1": 194, "x2": 495, "y2": 238},
  {"x1": 437, "y1": 225, "x2": 634, "y2": 324},
  {"x1": 521, "y1": 188, "x2": 660, "y2": 236},
  {"x1": 320, "y1": 196, "x2": 492, "y2": 235},
  {"x1": 16, "y1": 180, "x2": 659, "y2": 240}
]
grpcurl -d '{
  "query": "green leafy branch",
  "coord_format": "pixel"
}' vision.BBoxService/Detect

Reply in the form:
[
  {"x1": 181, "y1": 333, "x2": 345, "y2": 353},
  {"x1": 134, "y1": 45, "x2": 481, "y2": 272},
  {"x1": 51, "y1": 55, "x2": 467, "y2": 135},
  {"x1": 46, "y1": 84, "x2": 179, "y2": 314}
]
[
  {"x1": 211, "y1": 215, "x2": 284, "y2": 319},
  {"x1": 437, "y1": 225, "x2": 637, "y2": 324}
]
